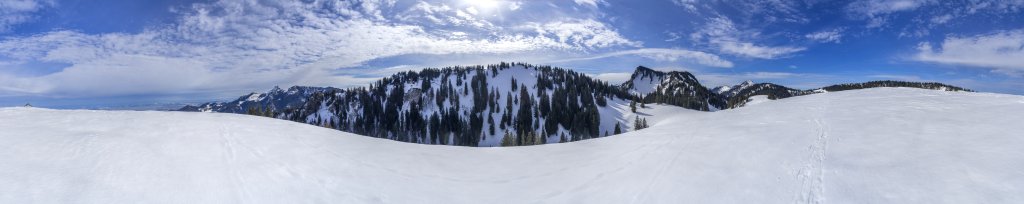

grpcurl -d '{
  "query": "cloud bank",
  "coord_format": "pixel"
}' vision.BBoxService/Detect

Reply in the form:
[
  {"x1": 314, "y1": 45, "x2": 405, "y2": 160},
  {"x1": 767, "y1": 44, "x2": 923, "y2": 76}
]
[
  {"x1": 914, "y1": 30, "x2": 1024, "y2": 75},
  {"x1": 0, "y1": 0, "x2": 642, "y2": 97}
]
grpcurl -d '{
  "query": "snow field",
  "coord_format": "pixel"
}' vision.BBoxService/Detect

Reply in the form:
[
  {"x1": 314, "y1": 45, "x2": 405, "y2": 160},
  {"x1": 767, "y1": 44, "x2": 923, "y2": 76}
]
[{"x1": 1, "y1": 88, "x2": 1022, "y2": 203}]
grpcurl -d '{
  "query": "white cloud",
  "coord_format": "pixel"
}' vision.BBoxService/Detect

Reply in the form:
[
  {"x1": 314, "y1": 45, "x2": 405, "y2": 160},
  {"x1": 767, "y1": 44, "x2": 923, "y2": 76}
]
[
  {"x1": 549, "y1": 48, "x2": 734, "y2": 68},
  {"x1": 930, "y1": 14, "x2": 953, "y2": 25},
  {"x1": 868, "y1": 74, "x2": 922, "y2": 81},
  {"x1": 716, "y1": 41, "x2": 806, "y2": 59},
  {"x1": 671, "y1": 0, "x2": 698, "y2": 12},
  {"x1": 691, "y1": 17, "x2": 806, "y2": 59},
  {"x1": 846, "y1": 0, "x2": 1024, "y2": 30},
  {"x1": 697, "y1": 72, "x2": 813, "y2": 87},
  {"x1": 665, "y1": 31, "x2": 681, "y2": 42},
  {"x1": 509, "y1": 1, "x2": 522, "y2": 11},
  {"x1": 847, "y1": 0, "x2": 931, "y2": 17},
  {"x1": 913, "y1": 30, "x2": 1024, "y2": 74},
  {"x1": 0, "y1": 0, "x2": 53, "y2": 32},
  {"x1": 805, "y1": 29, "x2": 844, "y2": 43},
  {"x1": 845, "y1": 0, "x2": 932, "y2": 28},
  {"x1": 520, "y1": 19, "x2": 640, "y2": 50},
  {"x1": 964, "y1": 1, "x2": 1024, "y2": 14},
  {"x1": 573, "y1": 0, "x2": 606, "y2": 7},
  {"x1": 0, "y1": 0, "x2": 640, "y2": 97}
]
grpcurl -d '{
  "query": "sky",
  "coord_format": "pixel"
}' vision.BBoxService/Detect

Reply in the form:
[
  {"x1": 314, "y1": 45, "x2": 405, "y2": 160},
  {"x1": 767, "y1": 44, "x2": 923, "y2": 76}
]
[{"x1": 0, "y1": 0, "x2": 1022, "y2": 108}]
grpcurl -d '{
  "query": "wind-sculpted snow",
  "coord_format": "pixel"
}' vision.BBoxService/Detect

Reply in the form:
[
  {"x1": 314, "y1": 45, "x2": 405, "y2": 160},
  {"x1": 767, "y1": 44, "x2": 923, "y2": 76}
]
[{"x1": 2, "y1": 88, "x2": 1023, "y2": 203}]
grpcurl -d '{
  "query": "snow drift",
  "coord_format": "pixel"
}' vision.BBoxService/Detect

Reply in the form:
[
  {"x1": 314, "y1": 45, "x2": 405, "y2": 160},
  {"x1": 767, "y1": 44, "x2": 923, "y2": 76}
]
[{"x1": 2, "y1": 88, "x2": 1023, "y2": 203}]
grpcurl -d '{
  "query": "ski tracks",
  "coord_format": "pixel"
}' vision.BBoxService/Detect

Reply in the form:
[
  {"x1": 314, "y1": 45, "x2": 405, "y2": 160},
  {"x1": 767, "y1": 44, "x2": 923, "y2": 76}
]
[
  {"x1": 218, "y1": 126, "x2": 254, "y2": 203},
  {"x1": 795, "y1": 98, "x2": 833, "y2": 204},
  {"x1": 629, "y1": 122, "x2": 699, "y2": 204}
]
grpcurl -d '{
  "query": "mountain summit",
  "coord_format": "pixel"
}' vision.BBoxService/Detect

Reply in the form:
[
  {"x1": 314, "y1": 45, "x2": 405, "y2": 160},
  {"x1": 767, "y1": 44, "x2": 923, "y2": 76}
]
[{"x1": 619, "y1": 66, "x2": 725, "y2": 111}]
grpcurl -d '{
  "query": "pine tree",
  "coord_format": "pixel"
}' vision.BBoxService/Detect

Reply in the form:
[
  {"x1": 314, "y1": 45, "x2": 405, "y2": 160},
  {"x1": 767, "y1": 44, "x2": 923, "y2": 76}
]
[
  {"x1": 634, "y1": 116, "x2": 639, "y2": 130},
  {"x1": 540, "y1": 129, "x2": 548, "y2": 142},
  {"x1": 614, "y1": 123, "x2": 622, "y2": 134},
  {"x1": 514, "y1": 85, "x2": 533, "y2": 137},
  {"x1": 262, "y1": 105, "x2": 273, "y2": 117},
  {"x1": 247, "y1": 105, "x2": 258, "y2": 116},
  {"x1": 488, "y1": 113, "x2": 496, "y2": 135},
  {"x1": 511, "y1": 77, "x2": 517, "y2": 91},
  {"x1": 499, "y1": 131, "x2": 516, "y2": 145},
  {"x1": 634, "y1": 116, "x2": 649, "y2": 130},
  {"x1": 538, "y1": 91, "x2": 551, "y2": 117},
  {"x1": 630, "y1": 101, "x2": 637, "y2": 113}
]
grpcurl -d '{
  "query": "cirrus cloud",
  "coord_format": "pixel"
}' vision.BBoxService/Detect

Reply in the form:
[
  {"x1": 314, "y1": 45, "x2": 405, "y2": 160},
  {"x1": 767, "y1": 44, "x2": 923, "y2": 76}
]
[{"x1": 548, "y1": 48, "x2": 733, "y2": 68}]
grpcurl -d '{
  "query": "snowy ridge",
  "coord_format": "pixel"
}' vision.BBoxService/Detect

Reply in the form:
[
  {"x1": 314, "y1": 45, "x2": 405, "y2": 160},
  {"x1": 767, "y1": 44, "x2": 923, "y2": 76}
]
[
  {"x1": 180, "y1": 86, "x2": 343, "y2": 113},
  {"x1": 620, "y1": 66, "x2": 725, "y2": 111},
  {"x1": 724, "y1": 82, "x2": 805, "y2": 109},
  {"x1": 186, "y1": 63, "x2": 637, "y2": 146},
  {"x1": 712, "y1": 80, "x2": 754, "y2": 98},
  {"x1": 181, "y1": 64, "x2": 974, "y2": 147},
  {"x1": 5, "y1": 88, "x2": 1024, "y2": 203}
]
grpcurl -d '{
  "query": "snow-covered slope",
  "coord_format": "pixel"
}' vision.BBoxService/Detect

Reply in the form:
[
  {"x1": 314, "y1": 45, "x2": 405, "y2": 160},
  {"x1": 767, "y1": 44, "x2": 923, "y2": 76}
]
[
  {"x1": 7, "y1": 88, "x2": 1021, "y2": 203},
  {"x1": 181, "y1": 63, "x2": 636, "y2": 146}
]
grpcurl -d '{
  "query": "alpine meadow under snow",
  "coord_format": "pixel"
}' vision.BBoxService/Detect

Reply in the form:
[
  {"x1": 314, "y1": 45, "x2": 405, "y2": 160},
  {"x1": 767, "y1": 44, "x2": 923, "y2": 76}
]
[{"x1": 3, "y1": 88, "x2": 1023, "y2": 203}]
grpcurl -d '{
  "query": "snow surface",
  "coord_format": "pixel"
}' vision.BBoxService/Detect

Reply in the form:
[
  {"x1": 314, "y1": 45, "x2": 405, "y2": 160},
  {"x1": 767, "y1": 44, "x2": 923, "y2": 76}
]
[
  {"x1": 743, "y1": 95, "x2": 772, "y2": 106},
  {"x1": 2, "y1": 88, "x2": 1024, "y2": 203},
  {"x1": 245, "y1": 93, "x2": 262, "y2": 102},
  {"x1": 628, "y1": 75, "x2": 660, "y2": 96}
]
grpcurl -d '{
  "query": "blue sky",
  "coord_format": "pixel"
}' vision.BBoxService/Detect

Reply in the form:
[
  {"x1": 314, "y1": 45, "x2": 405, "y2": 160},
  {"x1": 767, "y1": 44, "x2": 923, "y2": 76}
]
[{"x1": 0, "y1": 0, "x2": 1022, "y2": 108}]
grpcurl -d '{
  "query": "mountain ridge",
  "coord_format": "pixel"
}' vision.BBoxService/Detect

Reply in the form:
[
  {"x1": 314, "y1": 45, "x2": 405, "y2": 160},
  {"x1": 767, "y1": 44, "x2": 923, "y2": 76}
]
[{"x1": 180, "y1": 63, "x2": 972, "y2": 146}]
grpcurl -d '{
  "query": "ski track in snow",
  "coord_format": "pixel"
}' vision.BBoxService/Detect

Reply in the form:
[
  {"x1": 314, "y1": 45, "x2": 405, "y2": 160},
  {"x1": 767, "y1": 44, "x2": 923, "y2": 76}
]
[{"x1": 796, "y1": 97, "x2": 832, "y2": 204}]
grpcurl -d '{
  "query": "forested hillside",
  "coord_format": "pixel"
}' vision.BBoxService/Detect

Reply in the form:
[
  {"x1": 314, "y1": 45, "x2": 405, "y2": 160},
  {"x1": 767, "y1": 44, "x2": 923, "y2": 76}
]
[
  {"x1": 185, "y1": 63, "x2": 637, "y2": 146},
  {"x1": 182, "y1": 63, "x2": 972, "y2": 146}
]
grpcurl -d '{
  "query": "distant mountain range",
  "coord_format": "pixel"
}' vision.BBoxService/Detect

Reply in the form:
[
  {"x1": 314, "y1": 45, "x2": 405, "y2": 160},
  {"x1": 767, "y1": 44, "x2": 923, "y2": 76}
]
[{"x1": 180, "y1": 62, "x2": 971, "y2": 146}]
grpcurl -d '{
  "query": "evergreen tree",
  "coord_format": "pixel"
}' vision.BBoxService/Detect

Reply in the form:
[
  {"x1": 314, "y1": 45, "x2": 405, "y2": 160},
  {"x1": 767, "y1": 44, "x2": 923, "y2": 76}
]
[
  {"x1": 634, "y1": 116, "x2": 649, "y2": 130},
  {"x1": 614, "y1": 123, "x2": 622, "y2": 134},
  {"x1": 538, "y1": 90, "x2": 551, "y2": 117},
  {"x1": 511, "y1": 78, "x2": 517, "y2": 91},
  {"x1": 501, "y1": 131, "x2": 515, "y2": 147},
  {"x1": 630, "y1": 101, "x2": 637, "y2": 113},
  {"x1": 488, "y1": 113, "x2": 496, "y2": 135}
]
